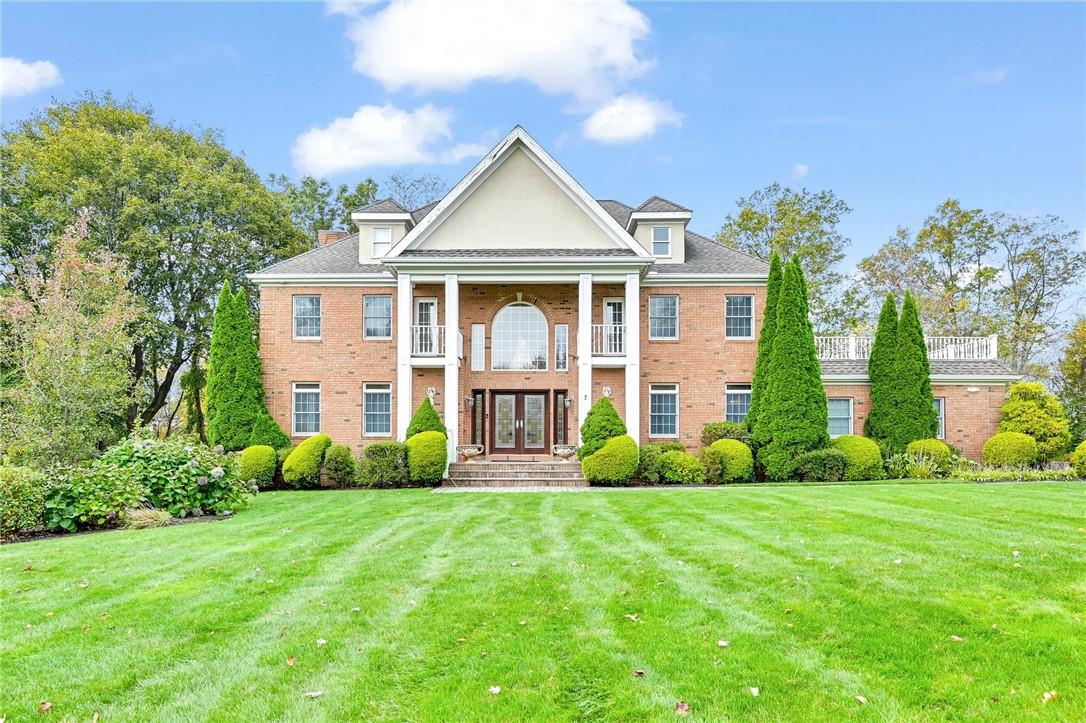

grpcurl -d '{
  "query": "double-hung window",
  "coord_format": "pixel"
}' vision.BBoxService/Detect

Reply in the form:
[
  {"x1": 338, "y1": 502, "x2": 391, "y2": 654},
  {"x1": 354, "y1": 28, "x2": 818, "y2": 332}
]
[
  {"x1": 827, "y1": 397, "x2": 853, "y2": 437},
  {"x1": 651, "y1": 226, "x2": 671, "y2": 257},
  {"x1": 648, "y1": 295, "x2": 678, "y2": 340},
  {"x1": 363, "y1": 295, "x2": 392, "y2": 339},
  {"x1": 555, "y1": 324, "x2": 569, "y2": 371},
  {"x1": 725, "y1": 384, "x2": 752, "y2": 423},
  {"x1": 292, "y1": 383, "x2": 321, "y2": 435},
  {"x1": 725, "y1": 295, "x2": 754, "y2": 339},
  {"x1": 649, "y1": 384, "x2": 679, "y2": 437},
  {"x1": 363, "y1": 383, "x2": 392, "y2": 436},
  {"x1": 934, "y1": 398, "x2": 945, "y2": 439},
  {"x1": 372, "y1": 227, "x2": 392, "y2": 257},
  {"x1": 293, "y1": 295, "x2": 321, "y2": 340}
]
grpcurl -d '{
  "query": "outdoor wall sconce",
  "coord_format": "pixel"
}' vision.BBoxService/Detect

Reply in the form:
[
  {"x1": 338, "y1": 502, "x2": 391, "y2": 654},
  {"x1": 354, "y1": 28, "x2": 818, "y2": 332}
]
[
  {"x1": 465, "y1": 396, "x2": 475, "y2": 409},
  {"x1": 427, "y1": 386, "x2": 436, "y2": 401},
  {"x1": 602, "y1": 386, "x2": 612, "y2": 398},
  {"x1": 966, "y1": 386, "x2": 980, "y2": 394},
  {"x1": 564, "y1": 397, "x2": 572, "y2": 409}
]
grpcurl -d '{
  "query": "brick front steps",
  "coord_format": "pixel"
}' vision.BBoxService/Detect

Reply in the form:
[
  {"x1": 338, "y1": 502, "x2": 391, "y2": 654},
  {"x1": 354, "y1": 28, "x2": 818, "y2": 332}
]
[{"x1": 444, "y1": 461, "x2": 588, "y2": 489}]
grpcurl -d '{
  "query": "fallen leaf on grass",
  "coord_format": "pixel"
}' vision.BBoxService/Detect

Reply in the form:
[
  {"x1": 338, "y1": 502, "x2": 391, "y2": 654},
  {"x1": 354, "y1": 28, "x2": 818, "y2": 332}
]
[
  {"x1": 1042, "y1": 690, "x2": 1057, "y2": 703},
  {"x1": 855, "y1": 695, "x2": 868, "y2": 704},
  {"x1": 519, "y1": 620, "x2": 527, "y2": 626},
  {"x1": 79, "y1": 579, "x2": 89, "y2": 588},
  {"x1": 717, "y1": 640, "x2": 730, "y2": 648},
  {"x1": 304, "y1": 691, "x2": 323, "y2": 698},
  {"x1": 286, "y1": 656, "x2": 296, "y2": 667},
  {"x1": 750, "y1": 687, "x2": 760, "y2": 697},
  {"x1": 489, "y1": 686, "x2": 501, "y2": 695},
  {"x1": 38, "y1": 701, "x2": 52, "y2": 714},
  {"x1": 675, "y1": 700, "x2": 690, "y2": 716},
  {"x1": 316, "y1": 638, "x2": 327, "y2": 647},
  {"x1": 456, "y1": 637, "x2": 467, "y2": 643},
  {"x1": 950, "y1": 635, "x2": 964, "y2": 642},
  {"x1": 511, "y1": 561, "x2": 520, "y2": 567},
  {"x1": 893, "y1": 559, "x2": 902, "y2": 565},
  {"x1": 633, "y1": 669, "x2": 645, "y2": 677},
  {"x1": 92, "y1": 713, "x2": 99, "y2": 722},
  {"x1": 1012, "y1": 550, "x2": 1021, "y2": 558},
  {"x1": 624, "y1": 613, "x2": 642, "y2": 623},
  {"x1": 351, "y1": 607, "x2": 360, "y2": 612}
]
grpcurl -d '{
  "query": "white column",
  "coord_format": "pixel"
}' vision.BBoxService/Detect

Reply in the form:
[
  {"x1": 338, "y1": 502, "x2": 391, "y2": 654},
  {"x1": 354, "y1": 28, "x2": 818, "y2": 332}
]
[
  {"x1": 443, "y1": 274, "x2": 459, "y2": 466},
  {"x1": 624, "y1": 272, "x2": 641, "y2": 445},
  {"x1": 395, "y1": 272, "x2": 413, "y2": 440},
  {"x1": 577, "y1": 273, "x2": 593, "y2": 443}
]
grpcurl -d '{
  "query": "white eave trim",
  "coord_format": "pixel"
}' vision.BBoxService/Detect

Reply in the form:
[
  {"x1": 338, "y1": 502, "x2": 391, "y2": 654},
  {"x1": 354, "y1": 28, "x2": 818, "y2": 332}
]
[
  {"x1": 350, "y1": 212, "x2": 413, "y2": 223},
  {"x1": 247, "y1": 272, "x2": 395, "y2": 287},
  {"x1": 643, "y1": 272, "x2": 768, "y2": 286},
  {"x1": 822, "y1": 373, "x2": 1020, "y2": 384},
  {"x1": 626, "y1": 211, "x2": 693, "y2": 230}
]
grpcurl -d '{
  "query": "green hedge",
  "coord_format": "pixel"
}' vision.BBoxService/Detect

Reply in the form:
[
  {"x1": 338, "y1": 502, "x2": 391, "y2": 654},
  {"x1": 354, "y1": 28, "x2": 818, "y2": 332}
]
[
  {"x1": 657, "y1": 450, "x2": 706, "y2": 485},
  {"x1": 282, "y1": 433, "x2": 332, "y2": 488},
  {"x1": 1, "y1": 466, "x2": 51, "y2": 536},
  {"x1": 637, "y1": 442, "x2": 685, "y2": 483},
  {"x1": 324, "y1": 444, "x2": 356, "y2": 487},
  {"x1": 998, "y1": 382, "x2": 1072, "y2": 462},
  {"x1": 831, "y1": 435, "x2": 885, "y2": 481},
  {"x1": 905, "y1": 438, "x2": 953, "y2": 475},
  {"x1": 700, "y1": 421, "x2": 751, "y2": 447},
  {"x1": 583, "y1": 435, "x2": 639, "y2": 485},
  {"x1": 791, "y1": 448, "x2": 850, "y2": 482},
  {"x1": 578, "y1": 397, "x2": 626, "y2": 460},
  {"x1": 238, "y1": 445, "x2": 277, "y2": 489},
  {"x1": 250, "y1": 411, "x2": 291, "y2": 449},
  {"x1": 1072, "y1": 440, "x2": 1086, "y2": 479},
  {"x1": 357, "y1": 441, "x2": 409, "y2": 487},
  {"x1": 982, "y1": 432, "x2": 1038, "y2": 467},
  {"x1": 406, "y1": 431, "x2": 447, "y2": 485},
  {"x1": 702, "y1": 438, "x2": 753, "y2": 483},
  {"x1": 406, "y1": 398, "x2": 447, "y2": 438}
]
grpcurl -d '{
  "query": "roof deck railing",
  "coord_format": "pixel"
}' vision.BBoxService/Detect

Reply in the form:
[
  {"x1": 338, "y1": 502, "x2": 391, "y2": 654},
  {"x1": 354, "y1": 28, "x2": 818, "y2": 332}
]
[{"x1": 815, "y1": 335, "x2": 998, "y2": 361}]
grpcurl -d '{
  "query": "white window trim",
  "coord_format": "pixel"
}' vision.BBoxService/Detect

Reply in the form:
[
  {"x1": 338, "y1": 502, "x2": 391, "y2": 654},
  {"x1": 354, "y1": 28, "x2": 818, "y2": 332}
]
[
  {"x1": 603, "y1": 297, "x2": 625, "y2": 322},
  {"x1": 362, "y1": 382, "x2": 393, "y2": 437},
  {"x1": 651, "y1": 226, "x2": 672, "y2": 258},
  {"x1": 725, "y1": 294, "x2": 756, "y2": 340},
  {"x1": 491, "y1": 302, "x2": 549, "y2": 372},
  {"x1": 555, "y1": 323, "x2": 569, "y2": 372},
  {"x1": 935, "y1": 397, "x2": 946, "y2": 440},
  {"x1": 648, "y1": 294, "x2": 679, "y2": 340},
  {"x1": 372, "y1": 226, "x2": 392, "y2": 258},
  {"x1": 414, "y1": 297, "x2": 438, "y2": 325},
  {"x1": 471, "y1": 324, "x2": 485, "y2": 371},
  {"x1": 292, "y1": 295, "x2": 322, "y2": 341},
  {"x1": 725, "y1": 384, "x2": 752, "y2": 423},
  {"x1": 363, "y1": 295, "x2": 393, "y2": 340},
  {"x1": 291, "y1": 382, "x2": 321, "y2": 436},
  {"x1": 827, "y1": 397, "x2": 854, "y2": 438},
  {"x1": 649, "y1": 383, "x2": 680, "y2": 439}
]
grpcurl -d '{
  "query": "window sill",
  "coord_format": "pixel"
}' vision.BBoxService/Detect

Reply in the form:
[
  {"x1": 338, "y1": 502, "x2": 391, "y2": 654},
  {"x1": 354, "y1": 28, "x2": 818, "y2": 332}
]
[{"x1": 293, "y1": 337, "x2": 322, "y2": 343}]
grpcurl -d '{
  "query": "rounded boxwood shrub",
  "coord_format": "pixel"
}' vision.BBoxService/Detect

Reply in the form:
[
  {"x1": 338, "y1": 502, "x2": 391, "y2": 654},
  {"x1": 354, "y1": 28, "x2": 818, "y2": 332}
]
[
  {"x1": 578, "y1": 397, "x2": 626, "y2": 460},
  {"x1": 700, "y1": 421, "x2": 751, "y2": 447},
  {"x1": 358, "y1": 441, "x2": 409, "y2": 487},
  {"x1": 1071, "y1": 440, "x2": 1086, "y2": 479},
  {"x1": 791, "y1": 448, "x2": 850, "y2": 482},
  {"x1": 406, "y1": 398, "x2": 447, "y2": 438},
  {"x1": 583, "y1": 435, "x2": 639, "y2": 485},
  {"x1": 238, "y1": 445, "x2": 277, "y2": 489},
  {"x1": 831, "y1": 435, "x2": 885, "y2": 481},
  {"x1": 282, "y1": 433, "x2": 332, "y2": 488},
  {"x1": 702, "y1": 438, "x2": 753, "y2": 483},
  {"x1": 998, "y1": 381, "x2": 1071, "y2": 462},
  {"x1": 1, "y1": 466, "x2": 52, "y2": 536},
  {"x1": 637, "y1": 442, "x2": 685, "y2": 483},
  {"x1": 983, "y1": 432, "x2": 1038, "y2": 467},
  {"x1": 406, "y1": 431, "x2": 447, "y2": 485},
  {"x1": 657, "y1": 450, "x2": 707, "y2": 485},
  {"x1": 323, "y1": 444, "x2": 356, "y2": 487}
]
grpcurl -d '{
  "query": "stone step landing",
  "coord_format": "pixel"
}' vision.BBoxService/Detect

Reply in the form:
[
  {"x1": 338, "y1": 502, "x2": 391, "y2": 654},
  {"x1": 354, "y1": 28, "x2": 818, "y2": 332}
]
[{"x1": 444, "y1": 461, "x2": 588, "y2": 489}]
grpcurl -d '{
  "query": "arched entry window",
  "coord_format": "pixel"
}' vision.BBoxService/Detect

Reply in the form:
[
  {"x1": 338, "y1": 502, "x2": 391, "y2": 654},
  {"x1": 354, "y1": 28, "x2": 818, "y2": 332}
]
[{"x1": 492, "y1": 302, "x2": 548, "y2": 370}]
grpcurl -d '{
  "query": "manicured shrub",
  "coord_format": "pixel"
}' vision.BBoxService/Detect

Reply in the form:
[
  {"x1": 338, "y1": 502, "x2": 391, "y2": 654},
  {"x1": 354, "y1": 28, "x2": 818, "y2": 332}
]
[
  {"x1": 830, "y1": 435, "x2": 885, "y2": 481},
  {"x1": 406, "y1": 431, "x2": 447, "y2": 485},
  {"x1": 1072, "y1": 440, "x2": 1086, "y2": 479},
  {"x1": 791, "y1": 448, "x2": 850, "y2": 482},
  {"x1": 886, "y1": 293, "x2": 938, "y2": 451},
  {"x1": 865, "y1": 294, "x2": 898, "y2": 444},
  {"x1": 748, "y1": 252, "x2": 783, "y2": 449},
  {"x1": 636, "y1": 442, "x2": 685, "y2": 483},
  {"x1": 700, "y1": 421, "x2": 750, "y2": 447},
  {"x1": 578, "y1": 397, "x2": 626, "y2": 460},
  {"x1": 406, "y1": 398, "x2": 447, "y2": 438},
  {"x1": 703, "y1": 438, "x2": 754, "y2": 483},
  {"x1": 324, "y1": 444, "x2": 356, "y2": 487},
  {"x1": 998, "y1": 381, "x2": 1072, "y2": 462},
  {"x1": 250, "y1": 410, "x2": 291, "y2": 449},
  {"x1": 44, "y1": 465, "x2": 147, "y2": 532},
  {"x1": 238, "y1": 445, "x2": 277, "y2": 489},
  {"x1": 583, "y1": 435, "x2": 639, "y2": 485},
  {"x1": 357, "y1": 441, "x2": 410, "y2": 487},
  {"x1": 657, "y1": 450, "x2": 707, "y2": 485},
  {"x1": 905, "y1": 438, "x2": 953, "y2": 475},
  {"x1": 982, "y1": 432, "x2": 1038, "y2": 467},
  {"x1": 0, "y1": 466, "x2": 52, "y2": 536},
  {"x1": 282, "y1": 433, "x2": 332, "y2": 488},
  {"x1": 275, "y1": 445, "x2": 293, "y2": 486}
]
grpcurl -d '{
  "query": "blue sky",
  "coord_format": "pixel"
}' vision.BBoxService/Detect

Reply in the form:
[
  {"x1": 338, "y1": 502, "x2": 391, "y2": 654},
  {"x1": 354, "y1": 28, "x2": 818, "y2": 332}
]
[{"x1": 3, "y1": 1, "x2": 1083, "y2": 266}]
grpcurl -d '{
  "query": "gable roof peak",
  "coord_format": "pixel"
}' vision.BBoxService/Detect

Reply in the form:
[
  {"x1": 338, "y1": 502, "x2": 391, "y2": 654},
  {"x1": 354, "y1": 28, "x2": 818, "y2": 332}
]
[
  {"x1": 354, "y1": 197, "x2": 409, "y2": 214},
  {"x1": 635, "y1": 195, "x2": 692, "y2": 213}
]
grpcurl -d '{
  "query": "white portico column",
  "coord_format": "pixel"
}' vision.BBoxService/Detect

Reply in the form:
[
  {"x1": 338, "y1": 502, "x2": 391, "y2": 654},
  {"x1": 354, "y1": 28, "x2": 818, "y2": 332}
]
[
  {"x1": 577, "y1": 273, "x2": 593, "y2": 443},
  {"x1": 396, "y1": 272, "x2": 413, "y2": 440},
  {"x1": 443, "y1": 274, "x2": 459, "y2": 465},
  {"x1": 624, "y1": 272, "x2": 641, "y2": 445}
]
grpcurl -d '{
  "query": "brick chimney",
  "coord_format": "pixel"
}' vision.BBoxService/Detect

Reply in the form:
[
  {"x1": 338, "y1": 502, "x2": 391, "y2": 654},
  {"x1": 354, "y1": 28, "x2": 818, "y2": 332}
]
[{"x1": 317, "y1": 230, "x2": 350, "y2": 247}]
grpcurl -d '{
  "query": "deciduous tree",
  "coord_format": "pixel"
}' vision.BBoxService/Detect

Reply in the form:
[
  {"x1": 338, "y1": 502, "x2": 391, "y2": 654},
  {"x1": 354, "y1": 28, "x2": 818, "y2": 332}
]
[
  {"x1": 268, "y1": 174, "x2": 378, "y2": 239},
  {"x1": 1052, "y1": 318, "x2": 1086, "y2": 445}
]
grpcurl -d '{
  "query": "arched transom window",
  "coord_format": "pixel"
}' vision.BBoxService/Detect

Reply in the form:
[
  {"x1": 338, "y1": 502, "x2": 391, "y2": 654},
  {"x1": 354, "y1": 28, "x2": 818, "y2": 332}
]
[{"x1": 492, "y1": 302, "x2": 548, "y2": 371}]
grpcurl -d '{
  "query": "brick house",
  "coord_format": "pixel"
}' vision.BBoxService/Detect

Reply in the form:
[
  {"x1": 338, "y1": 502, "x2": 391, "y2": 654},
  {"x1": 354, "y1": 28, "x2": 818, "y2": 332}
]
[{"x1": 249, "y1": 126, "x2": 1017, "y2": 465}]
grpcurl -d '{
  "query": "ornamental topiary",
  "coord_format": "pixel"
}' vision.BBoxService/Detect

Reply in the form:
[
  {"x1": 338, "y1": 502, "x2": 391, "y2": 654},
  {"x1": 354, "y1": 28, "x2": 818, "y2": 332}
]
[
  {"x1": 886, "y1": 293, "x2": 938, "y2": 451},
  {"x1": 905, "y1": 438, "x2": 953, "y2": 475},
  {"x1": 702, "y1": 438, "x2": 754, "y2": 483},
  {"x1": 250, "y1": 410, "x2": 291, "y2": 449},
  {"x1": 583, "y1": 435, "x2": 639, "y2": 485},
  {"x1": 998, "y1": 381, "x2": 1072, "y2": 462},
  {"x1": 636, "y1": 442, "x2": 685, "y2": 483},
  {"x1": 657, "y1": 450, "x2": 707, "y2": 485},
  {"x1": 578, "y1": 397, "x2": 626, "y2": 460},
  {"x1": 748, "y1": 252, "x2": 783, "y2": 449},
  {"x1": 983, "y1": 432, "x2": 1038, "y2": 467},
  {"x1": 0, "y1": 466, "x2": 52, "y2": 536},
  {"x1": 1071, "y1": 440, "x2": 1086, "y2": 479},
  {"x1": 357, "y1": 441, "x2": 409, "y2": 487},
  {"x1": 323, "y1": 444, "x2": 356, "y2": 487},
  {"x1": 282, "y1": 433, "x2": 332, "y2": 488},
  {"x1": 406, "y1": 398, "x2": 447, "y2": 438},
  {"x1": 830, "y1": 435, "x2": 885, "y2": 481},
  {"x1": 238, "y1": 445, "x2": 277, "y2": 489},
  {"x1": 700, "y1": 421, "x2": 751, "y2": 447},
  {"x1": 406, "y1": 431, "x2": 447, "y2": 485},
  {"x1": 791, "y1": 448, "x2": 850, "y2": 482},
  {"x1": 865, "y1": 294, "x2": 898, "y2": 445}
]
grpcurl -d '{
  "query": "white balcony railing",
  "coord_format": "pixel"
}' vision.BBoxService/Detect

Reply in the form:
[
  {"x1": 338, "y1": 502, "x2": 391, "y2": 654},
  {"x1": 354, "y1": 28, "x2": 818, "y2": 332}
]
[
  {"x1": 816, "y1": 334, "x2": 999, "y2": 361},
  {"x1": 591, "y1": 324, "x2": 626, "y2": 356},
  {"x1": 412, "y1": 324, "x2": 446, "y2": 356}
]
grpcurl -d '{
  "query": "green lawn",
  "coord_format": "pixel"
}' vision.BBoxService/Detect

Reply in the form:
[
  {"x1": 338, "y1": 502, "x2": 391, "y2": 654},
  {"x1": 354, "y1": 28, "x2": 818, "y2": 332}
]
[{"x1": 2, "y1": 483, "x2": 1084, "y2": 721}]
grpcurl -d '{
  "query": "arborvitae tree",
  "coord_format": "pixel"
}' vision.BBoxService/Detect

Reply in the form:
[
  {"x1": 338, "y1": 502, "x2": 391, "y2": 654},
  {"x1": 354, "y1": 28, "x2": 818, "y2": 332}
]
[
  {"x1": 180, "y1": 363, "x2": 207, "y2": 441},
  {"x1": 230, "y1": 287, "x2": 269, "y2": 449},
  {"x1": 250, "y1": 410, "x2": 291, "y2": 449},
  {"x1": 406, "y1": 397, "x2": 447, "y2": 438},
  {"x1": 864, "y1": 294, "x2": 899, "y2": 443},
  {"x1": 578, "y1": 397, "x2": 627, "y2": 459},
  {"x1": 205, "y1": 283, "x2": 238, "y2": 447},
  {"x1": 759, "y1": 260, "x2": 829, "y2": 479},
  {"x1": 748, "y1": 252, "x2": 783, "y2": 448},
  {"x1": 887, "y1": 292, "x2": 938, "y2": 450}
]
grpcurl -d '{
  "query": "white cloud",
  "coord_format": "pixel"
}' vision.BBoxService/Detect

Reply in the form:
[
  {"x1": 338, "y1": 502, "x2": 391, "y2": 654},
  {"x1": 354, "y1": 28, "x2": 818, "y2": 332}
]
[
  {"x1": 291, "y1": 103, "x2": 487, "y2": 176},
  {"x1": 325, "y1": 0, "x2": 379, "y2": 18},
  {"x1": 0, "y1": 57, "x2": 61, "y2": 98},
  {"x1": 339, "y1": 0, "x2": 652, "y2": 105},
  {"x1": 791, "y1": 163, "x2": 810, "y2": 180},
  {"x1": 582, "y1": 94, "x2": 682, "y2": 143},
  {"x1": 972, "y1": 68, "x2": 1007, "y2": 84}
]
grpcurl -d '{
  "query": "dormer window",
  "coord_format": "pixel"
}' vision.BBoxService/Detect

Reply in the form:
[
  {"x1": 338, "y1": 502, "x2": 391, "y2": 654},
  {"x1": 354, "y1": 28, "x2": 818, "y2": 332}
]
[
  {"x1": 373, "y1": 227, "x2": 392, "y2": 257},
  {"x1": 651, "y1": 226, "x2": 671, "y2": 257}
]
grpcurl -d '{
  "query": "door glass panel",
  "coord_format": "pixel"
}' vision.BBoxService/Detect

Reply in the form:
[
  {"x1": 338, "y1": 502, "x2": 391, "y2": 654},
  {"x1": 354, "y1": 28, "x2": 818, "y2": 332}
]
[
  {"x1": 605, "y1": 301, "x2": 625, "y2": 354},
  {"x1": 524, "y1": 395, "x2": 545, "y2": 449},
  {"x1": 495, "y1": 394, "x2": 515, "y2": 448},
  {"x1": 416, "y1": 300, "x2": 436, "y2": 354}
]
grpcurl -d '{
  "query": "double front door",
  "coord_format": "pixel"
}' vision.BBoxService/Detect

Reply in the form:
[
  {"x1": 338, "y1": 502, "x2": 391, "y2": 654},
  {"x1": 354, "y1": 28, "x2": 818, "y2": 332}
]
[{"x1": 491, "y1": 392, "x2": 548, "y2": 453}]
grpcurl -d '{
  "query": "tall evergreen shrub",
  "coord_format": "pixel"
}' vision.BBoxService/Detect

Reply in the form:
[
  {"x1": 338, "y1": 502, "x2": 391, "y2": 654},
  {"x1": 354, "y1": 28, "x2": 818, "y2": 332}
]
[
  {"x1": 578, "y1": 397, "x2": 626, "y2": 460},
  {"x1": 406, "y1": 398, "x2": 447, "y2": 437},
  {"x1": 748, "y1": 253, "x2": 782, "y2": 448},
  {"x1": 886, "y1": 292, "x2": 938, "y2": 450},
  {"x1": 864, "y1": 294, "x2": 899, "y2": 443},
  {"x1": 230, "y1": 287, "x2": 269, "y2": 449},
  {"x1": 206, "y1": 284, "x2": 240, "y2": 448}
]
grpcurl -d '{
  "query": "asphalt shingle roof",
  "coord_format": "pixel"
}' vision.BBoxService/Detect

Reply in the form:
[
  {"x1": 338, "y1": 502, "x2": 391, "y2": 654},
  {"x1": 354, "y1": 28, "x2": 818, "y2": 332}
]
[
  {"x1": 354, "y1": 198, "x2": 410, "y2": 214},
  {"x1": 651, "y1": 231, "x2": 770, "y2": 275},
  {"x1": 398, "y1": 248, "x2": 637, "y2": 258},
  {"x1": 635, "y1": 195, "x2": 692, "y2": 213},
  {"x1": 254, "y1": 234, "x2": 390, "y2": 276},
  {"x1": 820, "y1": 358, "x2": 1017, "y2": 377}
]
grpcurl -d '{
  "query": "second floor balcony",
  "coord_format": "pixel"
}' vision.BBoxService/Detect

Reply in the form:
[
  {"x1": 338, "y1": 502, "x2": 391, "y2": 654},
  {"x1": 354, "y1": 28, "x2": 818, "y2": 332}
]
[
  {"x1": 816, "y1": 334, "x2": 999, "y2": 361},
  {"x1": 411, "y1": 325, "x2": 463, "y2": 362},
  {"x1": 591, "y1": 324, "x2": 626, "y2": 356}
]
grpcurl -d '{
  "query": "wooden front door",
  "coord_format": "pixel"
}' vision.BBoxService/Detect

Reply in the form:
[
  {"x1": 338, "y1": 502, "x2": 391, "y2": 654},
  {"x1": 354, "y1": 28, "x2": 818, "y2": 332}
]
[{"x1": 490, "y1": 392, "x2": 548, "y2": 454}]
